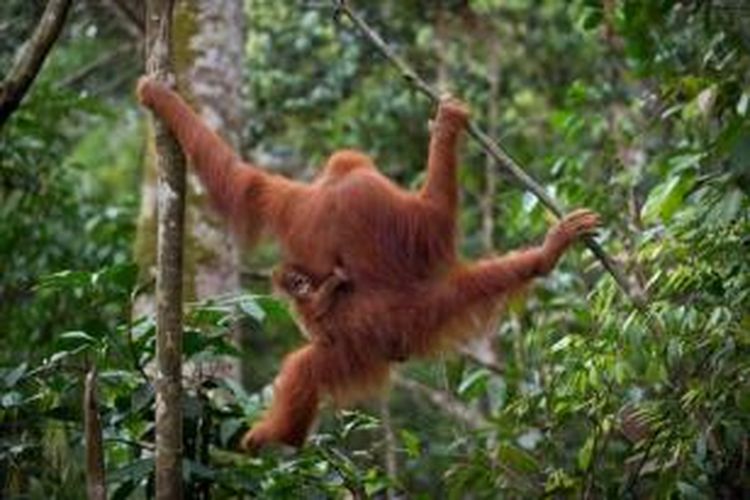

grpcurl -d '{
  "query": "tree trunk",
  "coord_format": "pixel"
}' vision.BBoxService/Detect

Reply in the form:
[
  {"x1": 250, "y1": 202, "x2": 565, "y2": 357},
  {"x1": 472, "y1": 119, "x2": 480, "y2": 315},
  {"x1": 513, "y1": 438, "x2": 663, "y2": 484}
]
[
  {"x1": 173, "y1": 0, "x2": 244, "y2": 302},
  {"x1": 84, "y1": 368, "x2": 106, "y2": 500},
  {"x1": 380, "y1": 398, "x2": 398, "y2": 500},
  {"x1": 134, "y1": 0, "x2": 246, "y2": 380},
  {"x1": 144, "y1": 1, "x2": 187, "y2": 498}
]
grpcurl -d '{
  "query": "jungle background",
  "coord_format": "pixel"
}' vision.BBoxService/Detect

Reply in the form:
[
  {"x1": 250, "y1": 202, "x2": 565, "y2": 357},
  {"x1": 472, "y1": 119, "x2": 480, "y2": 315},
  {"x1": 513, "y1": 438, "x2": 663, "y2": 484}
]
[{"x1": 1, "y1": 0, "x2": 749, "y2": 498}]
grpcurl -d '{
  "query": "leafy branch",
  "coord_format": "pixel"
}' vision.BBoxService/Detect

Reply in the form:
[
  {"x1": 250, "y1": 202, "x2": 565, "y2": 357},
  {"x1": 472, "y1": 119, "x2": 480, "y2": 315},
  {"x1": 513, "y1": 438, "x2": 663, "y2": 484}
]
[{"x1": 0, "y1": 0, "x2": 72, "y2": 128}]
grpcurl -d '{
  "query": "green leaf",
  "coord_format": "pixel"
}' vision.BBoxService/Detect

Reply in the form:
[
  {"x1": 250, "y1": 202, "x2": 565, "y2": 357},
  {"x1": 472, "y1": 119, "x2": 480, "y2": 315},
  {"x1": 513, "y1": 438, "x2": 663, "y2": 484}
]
[
  {"x1": 580, "y1": 8, "x2": 603, "y2": 31},
  {"x1": 737, "y1": 92, "x2": 749, "y2": 116},
  {"x1": 183, "y1": 458, "x2": 216, "y2": 481},
  {"x1": 641, "y1": 173, "x2": 695, "y2": 223},
  {"x1": 400, "y1": 429, "x2": 421, "y2": 458},
  {"x1": 58, "y1": 331, "x2": 97, "y2": 349},
  {"x1": 339, "y1": 410, "x2": 379, "y2": 438},
  {"x1": 457, "y1": 368, "x2": 490, "y2": 399},
  {"x1": 1, "y1": 391, "x2": 23, "y2": 408},
  {"x1": 497, "y1": 443, "x2": 540, "y2": 473},
  {"x1": 36, "y1": 270, "x2": 91, "y2": 291},
  {"x1": 3, "y1": 362, "x2": 28, "y2": 388},
  {"x1": 577, "y1": 435, "x2": 595, "y2": 471},
  {"x1": 669, "y1": 153, "x2": 704, "y2": 173},
  {"x1": 708, "y1": 188, "x2": 744, "y2": 224},
  {"x1": 614, "y1": 361, "x2": 629, "y2": 385},
  {"x1": 183, "y1": 329, "x2": 208, "y2": 357},
  {"x1": 545, "y1": 469, "x2": 575, "y2": 494},
  {"x1": 363, "y1": 468, "x2": 390, "y2": 496},
  {"x1": 220, "y1": 417, "x2": 245, "y2": 447},
  {"x1": 256, "y1": 296, "x2": 293, "y2": 323},
  {"x1": 551, "y1": 335, "x2": 575, "y2": 353},
  {"x1": 238, "y1": 297, "x2": 266, "y2": 322},
  {"x1": 108, "y1": 458, "x2": 154, "y2": 484},
  {"x1": 99, "y1": 262, "x2": 138, "y2": 290}
]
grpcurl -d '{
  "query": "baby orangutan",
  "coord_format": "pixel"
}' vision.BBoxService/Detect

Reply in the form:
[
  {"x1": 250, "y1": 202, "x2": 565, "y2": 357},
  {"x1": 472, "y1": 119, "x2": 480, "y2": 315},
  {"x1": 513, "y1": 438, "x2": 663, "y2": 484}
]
[
  {"x1": 273, "y1": 265, "x2": 350, "y2": 346},
  {"x1": 136, "y1": 76, "x2": 601, "y2": 452}
]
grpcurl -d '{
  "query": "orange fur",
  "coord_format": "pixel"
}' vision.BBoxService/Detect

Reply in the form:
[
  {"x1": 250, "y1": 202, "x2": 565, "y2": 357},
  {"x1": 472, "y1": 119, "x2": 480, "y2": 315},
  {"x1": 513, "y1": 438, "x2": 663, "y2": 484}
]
[{"x1": 137, "y1": 77, "x2": 600, "y2": 451}]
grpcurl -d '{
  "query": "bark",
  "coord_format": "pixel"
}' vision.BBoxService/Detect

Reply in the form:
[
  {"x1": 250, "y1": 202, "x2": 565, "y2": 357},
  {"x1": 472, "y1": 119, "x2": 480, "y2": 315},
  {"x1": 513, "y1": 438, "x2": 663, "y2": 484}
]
[
  {"x1": 379, "y1": 398, "x2": 398, "y2": 500},
  {"x1": 0, "y1": 0, "x2": 72, "y2": 128},
  {"x1": 173, "y1": 0, "x2": 244, "y2": 305},
  {"x1": 145, "y1": 1, "x2": 187, "y2": 498},
  {"x1": 134, "y1": 0, "x2": 246, "y2": 381},
  {"x1": 84, "y1": 368, "x2": 106, "y2": 500},
  {"x1": 176, "y1": 0, "x2": 246, "y2": 384}
]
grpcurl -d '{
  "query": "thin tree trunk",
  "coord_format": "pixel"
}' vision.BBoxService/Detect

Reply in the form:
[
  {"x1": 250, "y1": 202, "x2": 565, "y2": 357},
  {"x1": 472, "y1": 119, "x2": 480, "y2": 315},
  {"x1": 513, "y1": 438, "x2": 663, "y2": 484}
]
[
  {"x1": 84, "y1": 367, "x2": 106, "y2": 500},
  {"x1": 144, "y1": 1, "x2": 186, "y2": 498},
  {"x1": 134, "y1": 0, "x2": 245, "y2": 383},
  {"x1": 380, "y1": 398, "x2": 398, "y2": 499},
  {"x1": 0, "y1": 0, "x2": 72, "y2": 128}
]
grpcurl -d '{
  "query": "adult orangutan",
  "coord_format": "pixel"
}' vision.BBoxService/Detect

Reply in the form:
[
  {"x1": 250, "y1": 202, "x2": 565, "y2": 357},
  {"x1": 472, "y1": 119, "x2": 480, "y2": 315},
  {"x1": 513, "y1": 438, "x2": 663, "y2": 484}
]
[{"x1": 137, "y1": 76, "x2": 600, "y2": 451}]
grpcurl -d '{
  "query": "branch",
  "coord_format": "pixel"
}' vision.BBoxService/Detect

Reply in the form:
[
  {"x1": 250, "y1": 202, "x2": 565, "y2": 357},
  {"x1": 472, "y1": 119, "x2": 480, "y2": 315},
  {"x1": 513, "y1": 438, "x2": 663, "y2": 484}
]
[
  {"x1": 60, "y1": 43, "x2": 135, "y2": 88},
  {"x1": 102, "y1": 0, "x2": 145, "y2": 39},
  {"x1": 84, "y1": 367, "x2": 107, "y2": 500},
  {"x1": 393, "y1": 374, "x2": 488, "y2": 430},
  {"x1": 0, "y1": 0, "x2": 72, "y2": 128},
  {"x1": 379, "y1": 398, "x2": 398, "y2": 499},
  {"x1": 460, "y1": 347, "x2": 506, "y2": 376},
  {"x1": 332, "y1": 0, "x2": 647, "y2": 309},
  {"x1": 145, "y1": 0, "x2": 186, "y2": 497}
]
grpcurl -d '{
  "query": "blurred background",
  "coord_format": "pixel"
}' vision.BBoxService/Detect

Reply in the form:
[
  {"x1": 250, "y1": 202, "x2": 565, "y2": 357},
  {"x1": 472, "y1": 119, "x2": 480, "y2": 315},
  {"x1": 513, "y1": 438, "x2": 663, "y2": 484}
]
[{"x1": 1, "y1": 0, "x2": 748, "y2": 497}]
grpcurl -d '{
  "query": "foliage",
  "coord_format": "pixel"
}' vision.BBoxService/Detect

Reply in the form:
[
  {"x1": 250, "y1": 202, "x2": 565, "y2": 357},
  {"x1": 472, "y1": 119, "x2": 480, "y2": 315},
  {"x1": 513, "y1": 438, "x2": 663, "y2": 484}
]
[
  {"x1": 1, "y1": 0, "x2": 749, "y2": 497},
  {"x1": 1, "y1": 265, "x2": 392, "y2": 498}
]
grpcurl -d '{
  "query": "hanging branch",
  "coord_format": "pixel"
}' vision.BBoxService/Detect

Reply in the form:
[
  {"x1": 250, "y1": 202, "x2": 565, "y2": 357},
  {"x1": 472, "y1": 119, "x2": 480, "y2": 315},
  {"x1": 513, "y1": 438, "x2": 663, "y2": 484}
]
[
  {"x1": 332, "y1": 0, "x2": 646, "y2": 309},
  {"x1": 0, "y1": 0, "x2": 72, "y2": 128},
  {"x1": 84, "y1": 367, "x2": 106, "y2": 500},
  {"x1": 144, "y1": 1, "x2": 186, "y2": 498}
]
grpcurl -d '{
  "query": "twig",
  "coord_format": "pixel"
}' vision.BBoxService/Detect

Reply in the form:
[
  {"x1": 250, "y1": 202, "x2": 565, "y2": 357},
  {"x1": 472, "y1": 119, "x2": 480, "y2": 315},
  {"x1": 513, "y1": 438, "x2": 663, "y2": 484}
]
[
  {"x1": 460, "y1": 347, "x2": 506, "y2": 376},
  {"x1": 379, "y1": 398, "x2": 398, "y2": 500},
  {"x1": 317, "y1": 446, "x2": 368, "y2": 499},
  {"x1": 84, "y1": 367, "x2": 107, "y2": 500},
  {"x1": 393, "y1": 374, "x2": 488, "y2": 429},
  {"x1": 127, "y1": 280, "x2": 154, "y2": 386},
  {"x1": 106, "y1": 0, "x2": 145, "y2": 38},
  {"x1": 332, "y1": 0, "x2": 646, "y2": 309},
  {"x1": 60, "y1": 43, "x2": 136, "y2": 88},
  {"x1": 0, "y1": 0, "x2": 72, "y2": 128},
  {"x1": 622, "y1": 427, "x2": 661, "y2": 496}
]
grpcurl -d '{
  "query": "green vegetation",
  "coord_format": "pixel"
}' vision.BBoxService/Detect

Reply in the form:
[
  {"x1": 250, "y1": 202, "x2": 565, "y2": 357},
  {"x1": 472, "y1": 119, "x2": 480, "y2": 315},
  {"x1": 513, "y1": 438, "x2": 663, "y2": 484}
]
[{"x1": 1, "y1": 0, "x2": 748, "y2": 497}]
